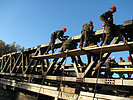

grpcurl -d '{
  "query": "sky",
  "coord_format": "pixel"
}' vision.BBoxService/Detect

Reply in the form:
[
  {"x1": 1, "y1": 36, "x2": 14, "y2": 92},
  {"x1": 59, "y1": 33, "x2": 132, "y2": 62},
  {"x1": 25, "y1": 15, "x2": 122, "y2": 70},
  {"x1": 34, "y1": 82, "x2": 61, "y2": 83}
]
[{"x1": 0, "y1": 0, "x2": 133, "y2": 64}]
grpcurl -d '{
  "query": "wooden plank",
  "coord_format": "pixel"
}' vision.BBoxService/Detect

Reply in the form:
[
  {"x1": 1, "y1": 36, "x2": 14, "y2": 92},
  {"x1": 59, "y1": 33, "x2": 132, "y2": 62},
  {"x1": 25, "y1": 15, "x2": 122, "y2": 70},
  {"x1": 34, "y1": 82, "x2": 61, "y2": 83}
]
[
  {"x1": 23, "y1": 49, "x2": 39, "y2": 74},
  {"x1": 60, "y1": 62, "x2": 133, "y2": 68},
  {"x1": 0, "y1": 78, "x2": 79, "y2": 100},
  {"x1": 29, "y1": 60, "x2": 39, "y2": 73},
  {"x1": 79, "y1": 91, "x2": 130, "y2": 100},
  {"x1": 100, "y1": 68, "x2": 133, "y2": 73},
  {"x1": 71, "y1": 56, "x2": 80, "y2": 78},
  {"x1": 1, "y1": 73, "x2": 133, "y2": 86},
  {"x1": 10, "y1": 53, "x2": 22, "y2": 73},
  {"x1": 52, "y1": 57, "x2": 66, "y2": 74},
  {"x1": 1, "y1": 56, "x2": 10, "y2": 73},
  {"x1": 83, "y1": 61, "x2": 94, "y2": 78},
  {"x1": 44, "y1": 58, "x2": 59, "y2": 76},
  {"x1": 91, "y1": 37, "x2": 120, "y2": 76},
  {"x1": 32, "y1": 42, "x2": 133, "y2": 59},
  {"x1": 65, "y1": 68, "x2": 133, "y2": 73},
  {"x1": 1, "y1": 78, "x2": 130, "y2": 100},
  {"x1": 60, "y1": 87, "x2": 76, "y2": 94},
  {"x1": 5, "y1": 56, "x2": 12, "y2": 72}
]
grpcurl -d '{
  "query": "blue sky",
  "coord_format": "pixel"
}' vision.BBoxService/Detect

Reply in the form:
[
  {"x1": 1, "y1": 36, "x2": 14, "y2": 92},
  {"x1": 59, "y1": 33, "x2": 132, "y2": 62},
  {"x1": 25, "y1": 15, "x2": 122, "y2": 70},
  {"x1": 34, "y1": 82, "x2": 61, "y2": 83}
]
[{"x1": 0, "y1": 0, "x2": 133, "y2": 63}]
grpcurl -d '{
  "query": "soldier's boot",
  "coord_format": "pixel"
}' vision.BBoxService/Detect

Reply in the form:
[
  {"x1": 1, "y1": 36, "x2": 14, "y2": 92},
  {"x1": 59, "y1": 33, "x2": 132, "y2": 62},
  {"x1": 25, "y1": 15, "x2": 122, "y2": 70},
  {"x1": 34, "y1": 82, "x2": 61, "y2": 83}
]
[{"x1": 116, "y1": 29, "x2": 127, "y2": 45}]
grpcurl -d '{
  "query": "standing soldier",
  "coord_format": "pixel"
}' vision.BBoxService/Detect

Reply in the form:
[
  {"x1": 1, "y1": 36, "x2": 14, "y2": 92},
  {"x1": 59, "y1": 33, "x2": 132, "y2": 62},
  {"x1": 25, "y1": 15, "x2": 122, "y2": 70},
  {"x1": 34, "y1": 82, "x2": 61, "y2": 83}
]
[
  {"x1": 119, "y1": 57, "x2": 125, "y2": 63},
  {"x1": 46, "y1": 28, "x2": 68, "y2": 54},
  {"x1": 100, "y1": 6, "x2": 126, "y2": 45},
  {"x1": 105, "y1": 57, "x2": 112, "y2": 78},
  {"x1": 110, "y1": 56, "x2": 117, "y2": 68},
  {"x1": 79, "y1": 21, "x2": 94, "y2": 49},
  {"x1": 119, "y1": 57, "x2": 125, "y2": 78},
  {"x1": 127, "y1": 56, "x2": 132, "y2": 78},
  {"x1": 100, "y1": 6, "x2": 116, "y2": 45},
  {"x1": 79, "y1": 21, "x2": 94, "y2": 64}
]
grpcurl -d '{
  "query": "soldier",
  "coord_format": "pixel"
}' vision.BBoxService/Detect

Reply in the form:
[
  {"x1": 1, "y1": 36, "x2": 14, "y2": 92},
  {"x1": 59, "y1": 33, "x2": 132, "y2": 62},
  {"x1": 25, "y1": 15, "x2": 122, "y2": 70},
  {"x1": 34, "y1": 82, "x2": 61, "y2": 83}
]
[
  {"x1": 110, "y1": 56, "x2": 118, "y2": 68},
  {"x1": 46, "y1": 28, "x2": 68, "y2": 54},
  {"x1": 105, "y1": 57, "x2": 112, "y2": 78},
  {"x1": 127, "y1": 56, "x2": 132, "y2": 78},
  {"x1": 119, "y1": 57, "x2": 125, "y2": 63},
  {"x1": 59, "y1": 38, "x2": 84, "y2": 70},
  {"x1": 79, "y1": 21, "x2": 94, "y2": 64},
  {"x1": 79, "y1": 21, "x2": 94, "y2": 49},
  {"x1": 60, "y1": 38, "x2": 77, "y2": 52},
  {"x1": 100, "y1": 6, "x2": 126, "y2": 45},
  {"x1": 119, "y1": 57, "x2": 125, "y2": 78}
]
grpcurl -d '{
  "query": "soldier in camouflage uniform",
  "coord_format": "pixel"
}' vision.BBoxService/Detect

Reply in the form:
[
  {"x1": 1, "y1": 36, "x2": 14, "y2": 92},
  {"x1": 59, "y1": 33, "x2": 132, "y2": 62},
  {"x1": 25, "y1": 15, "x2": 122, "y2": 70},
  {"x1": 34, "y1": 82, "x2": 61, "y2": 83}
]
[
  {"x1": 119, "y1": 57, "x2": 125, "y2": 63},
  {"x1": 60, "y1": 38, "x2": 77, "y2": 52},
  {"x1": 127, "y1": 56, "x2": 132, "y2": 78},
  {"x1": 100, "y1": 6, "x2": 117, "y2": 45},
  {"x1": 80, "y1": 21, "x2": 94, "y2": 49},
  {"x1": 119, "y1": 57, "x2": 125, "y2": 78},
  {"x1": 105, "y1": 57, "x2": 112, "y2": 78},
  {"x1": 46, "y1": 28, "x2": 68, "y2": 54},
  {"x1": 60, "y1": 38, "x2": 84, "y2": 66},
  {"x1": 100, "y1": 6, "x2": 126, "y2": 46},
  {"x1": 79, "y1": 21, "x2": 94, "y2": 64}
]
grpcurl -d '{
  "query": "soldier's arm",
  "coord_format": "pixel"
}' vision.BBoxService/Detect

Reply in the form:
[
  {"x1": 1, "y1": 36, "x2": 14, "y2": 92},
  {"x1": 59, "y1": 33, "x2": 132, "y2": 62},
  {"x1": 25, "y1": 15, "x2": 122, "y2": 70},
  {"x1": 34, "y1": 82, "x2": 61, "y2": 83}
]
[
  {"x1": 57, "y1": 32, "x2": 64, "y2": 41},
  {"x1": 62, "y1": 36, "x2": 69, "y2": 39},
  {"x1": 89, "y1": 25, "x2": 94, "y2": 32},
  {"x1": 100, "y1": 13, "x2": 108, "y2": 23}
]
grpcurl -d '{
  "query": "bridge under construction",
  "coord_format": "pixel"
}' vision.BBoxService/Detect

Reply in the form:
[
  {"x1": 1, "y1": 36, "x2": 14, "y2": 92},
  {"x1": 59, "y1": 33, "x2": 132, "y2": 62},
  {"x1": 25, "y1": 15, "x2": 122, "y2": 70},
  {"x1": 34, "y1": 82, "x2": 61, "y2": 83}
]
[{"x1": 0, "y1": 20, "x2": 133, "y2": 100}]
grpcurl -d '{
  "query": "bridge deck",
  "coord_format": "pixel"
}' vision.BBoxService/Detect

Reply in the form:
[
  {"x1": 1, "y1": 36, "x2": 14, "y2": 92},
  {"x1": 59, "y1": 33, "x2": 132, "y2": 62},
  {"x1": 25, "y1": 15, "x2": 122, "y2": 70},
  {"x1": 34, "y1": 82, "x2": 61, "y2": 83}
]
[{"x1": 32, "y1": 42, "x2": 133, "y2": 59}]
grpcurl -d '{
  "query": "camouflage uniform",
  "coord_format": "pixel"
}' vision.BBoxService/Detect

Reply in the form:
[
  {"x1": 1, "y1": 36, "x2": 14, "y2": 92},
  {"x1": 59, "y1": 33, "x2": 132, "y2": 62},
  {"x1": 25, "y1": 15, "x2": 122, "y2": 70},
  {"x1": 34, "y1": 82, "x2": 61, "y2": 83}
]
[
  {"x1": 79, "y1": 22, "x2": 94, "y2": 64},
  {"x1": 80, "y1": 23, "x2": 94, "y2": 48},
  {"x1": 105, "y1": 59, "x2": 118, "y2": 78},
  {"x1": 100, "y1": 10, "x2": 114, "y2": 45},
  {"x1": 105, "y1": 60, "x2": 112, "y2": 78},
  {"x1": 46, "y1": 30, "x2": 65, "y2": 54},
  {"x1": 119, "y1": 59, "x2": 125, "y2": 78},
  {"x1": 60, "y1": 38, "x2": 84, "y2": 66},
  {"x1": 110, "y1": 59, "x2": 118, "y2": 68},
  {"x1": 128, "y1": 59, "x2": 132, "y2": 78},
  {"x1": 100, "y1": 11, "x2": 126, "y2": 45},
  {"x1": 60, "y1": 38, "x2": 77, "y2": 52}
]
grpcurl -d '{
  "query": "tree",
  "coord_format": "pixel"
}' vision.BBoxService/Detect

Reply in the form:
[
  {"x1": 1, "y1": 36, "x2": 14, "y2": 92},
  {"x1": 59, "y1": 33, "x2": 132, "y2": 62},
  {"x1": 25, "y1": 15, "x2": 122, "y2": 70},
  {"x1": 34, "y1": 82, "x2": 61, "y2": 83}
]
[{"x1": 0, "y1": 40, "x2": 24, "y2": 56}]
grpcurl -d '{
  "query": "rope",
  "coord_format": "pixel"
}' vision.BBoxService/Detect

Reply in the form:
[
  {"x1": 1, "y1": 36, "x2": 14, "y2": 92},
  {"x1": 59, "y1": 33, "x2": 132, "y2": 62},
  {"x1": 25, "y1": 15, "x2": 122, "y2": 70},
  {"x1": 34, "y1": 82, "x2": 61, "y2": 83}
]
[
  {"x1": 36, "y1": 70, "x2": 47, "y2": 100},
  {"x1": 93, "y1": 29, "x2": 105, "y2": 99},
  {"x1": 36, "y1": 49, "x2": 67, "y2": 100},
  {"x1": 56, "y1": 50, "x2": 68, "y2": 100},
  {"x1": 35, "y1": 53, "x2": 54, "y2": 100}
]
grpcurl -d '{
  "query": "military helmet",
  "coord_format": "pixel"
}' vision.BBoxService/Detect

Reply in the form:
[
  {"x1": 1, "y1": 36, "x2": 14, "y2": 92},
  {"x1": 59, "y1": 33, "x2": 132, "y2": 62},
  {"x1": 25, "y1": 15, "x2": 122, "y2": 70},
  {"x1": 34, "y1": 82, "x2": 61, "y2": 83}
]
[
  {"x1": 62, "y1": 28, "x2": 67, "y2": 32},
  {"x1": 108, "y1": 57, "x2": 111, "y2": 60},
  {"x1": 127, "y1": 56, "x2": 130, "y2": 59},
  {"x1": 110, "y1": 6, "x2": 116, "y2": 12},
  {"x1": 119, "y1": 57, "x2": 122, "y2": 60},
  {"x1": 89, "y1": 21, "x2": 93, "y2": 24}
]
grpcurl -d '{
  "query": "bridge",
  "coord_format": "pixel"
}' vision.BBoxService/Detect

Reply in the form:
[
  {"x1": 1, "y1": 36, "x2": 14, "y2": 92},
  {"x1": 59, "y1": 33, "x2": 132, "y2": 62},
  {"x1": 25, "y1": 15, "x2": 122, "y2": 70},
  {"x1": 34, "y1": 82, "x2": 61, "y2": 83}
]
[{"x1": 0, "y1": 19, "x2": 133, "y2": 100}]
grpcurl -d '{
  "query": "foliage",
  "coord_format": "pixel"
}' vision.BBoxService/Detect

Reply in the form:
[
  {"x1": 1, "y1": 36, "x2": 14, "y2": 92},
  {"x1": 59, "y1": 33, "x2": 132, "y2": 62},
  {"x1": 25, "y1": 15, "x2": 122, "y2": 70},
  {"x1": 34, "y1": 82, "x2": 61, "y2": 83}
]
[{"x1": 0, "y1": 40, "x2": 24, "y2": 56}]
